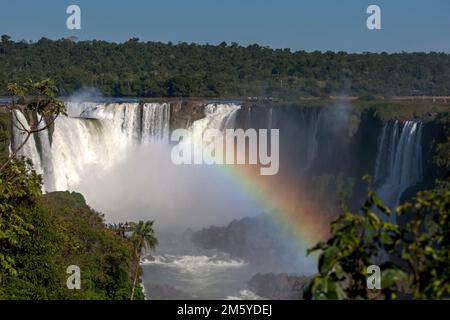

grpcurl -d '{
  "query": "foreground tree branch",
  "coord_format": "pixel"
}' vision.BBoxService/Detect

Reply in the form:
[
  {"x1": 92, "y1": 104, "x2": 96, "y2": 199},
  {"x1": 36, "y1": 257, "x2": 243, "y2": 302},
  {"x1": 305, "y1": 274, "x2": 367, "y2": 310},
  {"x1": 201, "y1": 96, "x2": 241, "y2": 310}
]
[{"x1": 0, "y1": 79, "x2": 66, "y2": 173}]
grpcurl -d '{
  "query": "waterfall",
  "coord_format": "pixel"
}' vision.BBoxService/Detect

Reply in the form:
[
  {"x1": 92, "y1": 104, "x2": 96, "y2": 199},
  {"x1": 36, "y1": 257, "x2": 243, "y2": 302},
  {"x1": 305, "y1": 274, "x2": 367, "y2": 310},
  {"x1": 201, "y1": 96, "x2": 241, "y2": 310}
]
[
  {"x1": 10, "y1": 101, "x2": 241, "y2": 192},
  {"x1": 171, "y1": 103, "x2": 241, "y2": 164},
  {"x1": 11, "y1": 110, "x2": 44, "y2": 175},
  {"x1": 191, "y1": 103, "x2": 241, "y2": 147},
  {"x1": 10, "y1": 102, "x2": 172, "y2": 192},
  {"x1": 204, "y1": 103, "x2": 240, "y2": 131},
  {"x1": 37, "y1": 121, "x2": 55, "y2": 191},
  {"x1": 374, "y1": 120, "x2": 423, "y2": 222},
  {"x1": 299, "y1": 108, "x2": 322, "y2": 170},
  {"x1": 222, "y1": 106, "x2": 240, "y2": 130},
  {"x1": 142, "y1": 103, "x2": 170, "y2": 142}
]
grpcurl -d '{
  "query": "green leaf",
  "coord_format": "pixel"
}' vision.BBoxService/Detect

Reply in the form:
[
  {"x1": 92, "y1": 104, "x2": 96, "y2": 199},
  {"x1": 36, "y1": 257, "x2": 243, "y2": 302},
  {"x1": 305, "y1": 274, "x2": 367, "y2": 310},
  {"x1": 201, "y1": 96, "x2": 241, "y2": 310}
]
[
  {"x1": 367, "y1": 211, "x2": 381, "y2": 229},
  {"x1": 319, "y1": 246, "x2": 339, "y2": 275},
  {"x1": 381, "y1": 269, "x2": 410, "y2": 291}
]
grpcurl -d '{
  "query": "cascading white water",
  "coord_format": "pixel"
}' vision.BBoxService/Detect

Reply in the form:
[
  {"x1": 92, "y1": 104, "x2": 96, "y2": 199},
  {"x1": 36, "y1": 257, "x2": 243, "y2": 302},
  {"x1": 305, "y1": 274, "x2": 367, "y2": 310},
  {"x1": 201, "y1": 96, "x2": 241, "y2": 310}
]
[
  {"x1": 190, "y1": 103, "x2": 241, "y2": 151},
  {"x1": 10, "y1": 102, "x2": 172, "y2": 192},
  {"x1": 142, "y1": 103, "x2": 170, "y2": 142},
  {"x1": 203, "y1": 103, "x2": 241, "y2": 132},
  {"x1": 51, "y1": 115, "x2": 124, "y2": 191},
  {"x1": 374, "y1": 120, "x2": 423, "y2": 222},
  {"x1": 37, "y1": 121, "x2": 55, "y2": 190},
  {"x1": 10, "y1": 102, "x2": 241, "y2": 193},
  {"x1": 11, "y1": 110, "x2": 44, "y2": 175}
]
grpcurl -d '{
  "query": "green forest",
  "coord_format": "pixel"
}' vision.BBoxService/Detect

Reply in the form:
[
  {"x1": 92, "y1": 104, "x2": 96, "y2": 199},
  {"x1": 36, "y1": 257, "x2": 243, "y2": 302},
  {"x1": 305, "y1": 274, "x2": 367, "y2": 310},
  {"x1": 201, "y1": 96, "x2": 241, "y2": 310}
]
[
  {"x1": 1, "y1": 35, "x2": 450, "y2": 98},
  {"x1": 0, "y1": 80, "x2": 157, "y2": 300}
]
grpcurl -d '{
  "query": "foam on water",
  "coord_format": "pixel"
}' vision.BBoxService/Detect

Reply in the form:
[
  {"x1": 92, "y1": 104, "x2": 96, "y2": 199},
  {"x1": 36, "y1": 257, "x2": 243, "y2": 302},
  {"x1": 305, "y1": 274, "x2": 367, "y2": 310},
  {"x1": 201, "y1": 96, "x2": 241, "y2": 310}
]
[
  {"x1": 141, "y1": 254, "x2": 247, "y2": 274},
  {"x1": 225, "y1": 289, "x2": 265, "y2": 300}
]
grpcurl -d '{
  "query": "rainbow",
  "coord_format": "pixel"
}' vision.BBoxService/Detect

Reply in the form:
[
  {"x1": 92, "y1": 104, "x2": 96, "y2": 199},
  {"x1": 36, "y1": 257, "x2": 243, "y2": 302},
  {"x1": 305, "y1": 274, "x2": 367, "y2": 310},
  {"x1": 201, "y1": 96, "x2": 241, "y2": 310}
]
[{"x1": 215, "y1": 162, "x2": 332, "y2": 252}]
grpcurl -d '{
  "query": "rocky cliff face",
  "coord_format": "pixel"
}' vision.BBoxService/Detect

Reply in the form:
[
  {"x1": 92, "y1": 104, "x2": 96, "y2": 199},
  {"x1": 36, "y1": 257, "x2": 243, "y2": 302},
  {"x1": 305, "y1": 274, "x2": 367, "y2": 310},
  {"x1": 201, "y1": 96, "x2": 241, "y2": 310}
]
[
  {"x1": 190, "y1": 214, "x2": 308, "y2": 272},
  {"x1": 168, "y1": 98, "x2": 207, "y2": 130},
  {"x1": 187, "y1": 104, "x2": 448, "y2": 273}
]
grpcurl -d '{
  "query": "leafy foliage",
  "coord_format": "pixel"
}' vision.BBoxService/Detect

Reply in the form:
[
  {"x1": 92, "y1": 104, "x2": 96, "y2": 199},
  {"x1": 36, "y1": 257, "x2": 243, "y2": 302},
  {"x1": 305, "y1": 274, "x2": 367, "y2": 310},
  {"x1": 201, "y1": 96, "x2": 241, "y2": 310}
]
[
  {"x1": 396, "y1": 181, "x2": 450, "y2": 299},
  {"x1": 1, "y1": 79, "x2": 66, "y2": 172},
  {"x1": 0, "y1": 80, "x2": 146, "y2": 299},
  {"x1": 0, "y1": 79, "x2": 65, "y2": 280},
  {"x1": 305, "y1": 176, "x2": 450, "y2": 300},
  {"x1": 1, "y1": 36, "x2": 450, "y2": 98},
  {"x1": 129, "y1": 220, "x2": 158, "y2": 300},
  {"x1": 0, "y1": 158, "x2": 41, "y2": 279},
  {"x1": 0, "y1": 191, "x2": 145, "y2": 300},
  {"x1": 304, "y1": 176, "x2": 405, "y2": 299},
  {"x1": 7, "y1": 79, "x2": 65, "y2": 117}
]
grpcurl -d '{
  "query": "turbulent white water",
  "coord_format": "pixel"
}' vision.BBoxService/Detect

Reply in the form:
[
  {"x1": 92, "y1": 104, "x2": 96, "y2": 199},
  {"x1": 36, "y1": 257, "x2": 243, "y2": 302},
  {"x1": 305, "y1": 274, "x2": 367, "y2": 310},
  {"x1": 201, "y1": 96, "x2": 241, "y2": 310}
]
[
  {"x1": 141, "y1": 247, "x2": 262, "y2": 300},
  {"x1": 374, "y1": 120, "x2": 423, "y2": 222},
  {"x1": 190, "y1": 103, "x2": 241, "y2": 147},
  {"x1": 12, "y1": 104, "x2": 423, "y2": 226},
  {"x1": 10, "y1": 101, "x2": 253, "y2": 229},
  {"x1": 225, "y1": 289, "x2": 264, "y2": 300},
  {"x1": 170, "y1": 103, "x2": 241, "y2": 165},
  {"x1": 142, "y1": 103, "x2": 171, "y2": 142},
  {"x1": 11, "y1": 110, "x2": 44, "y2": 175},
  {"x1": 141, "y1": 254, "x2": 247, "y2": 274},
  {"x1": 11, "y1": 102, "x2": 172, "y2": 191},
  {"x1": 10, "y1": 103, "x2": 429, "y2": 299}
]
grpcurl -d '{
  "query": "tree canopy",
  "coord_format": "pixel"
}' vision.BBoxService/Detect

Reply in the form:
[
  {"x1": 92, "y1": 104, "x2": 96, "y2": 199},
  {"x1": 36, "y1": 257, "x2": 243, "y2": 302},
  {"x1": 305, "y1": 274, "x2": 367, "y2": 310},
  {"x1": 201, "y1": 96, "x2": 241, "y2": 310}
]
[
  {"x1": 0, "y1": 80, "x2": 148, "y2": 299},
  {"x1": 1, "y1": 36, "x2": 450, "y2": 98}
]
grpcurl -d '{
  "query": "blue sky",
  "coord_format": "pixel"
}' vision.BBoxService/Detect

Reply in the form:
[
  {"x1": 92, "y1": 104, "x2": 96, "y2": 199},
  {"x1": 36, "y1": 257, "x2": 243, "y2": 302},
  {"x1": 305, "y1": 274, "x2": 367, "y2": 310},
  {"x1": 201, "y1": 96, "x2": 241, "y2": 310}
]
[{"x1": 1, "y1": 0, "x2": 449, "y2": 52}]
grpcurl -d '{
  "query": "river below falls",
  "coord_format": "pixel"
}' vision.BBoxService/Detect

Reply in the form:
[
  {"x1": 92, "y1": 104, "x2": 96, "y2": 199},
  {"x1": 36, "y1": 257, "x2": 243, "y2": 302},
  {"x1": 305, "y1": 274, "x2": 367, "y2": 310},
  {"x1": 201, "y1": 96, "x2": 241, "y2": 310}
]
[{"x1": 140, "y1": 236, "x2": 268, "y2": 300}]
